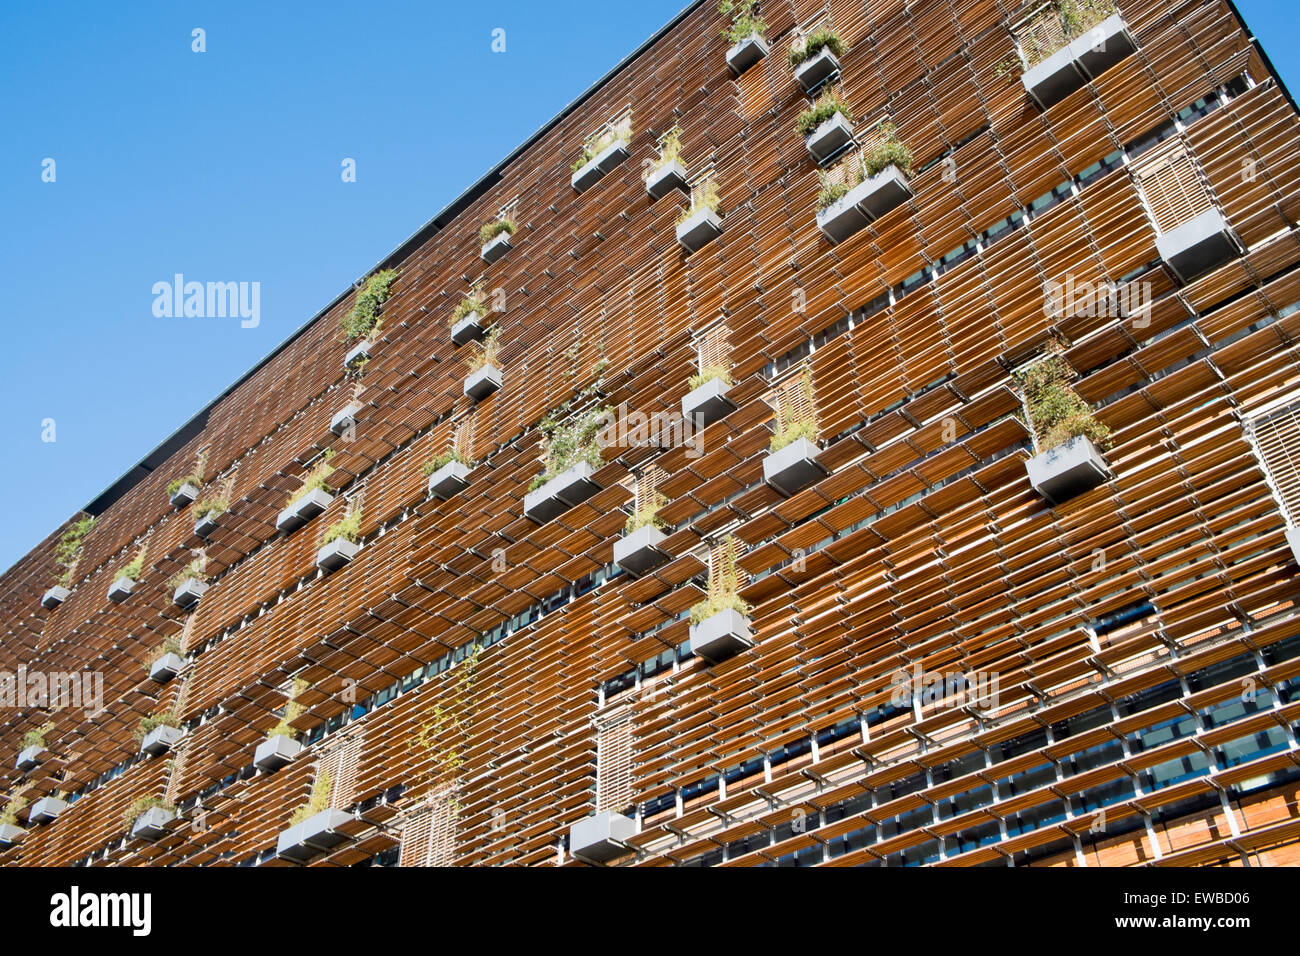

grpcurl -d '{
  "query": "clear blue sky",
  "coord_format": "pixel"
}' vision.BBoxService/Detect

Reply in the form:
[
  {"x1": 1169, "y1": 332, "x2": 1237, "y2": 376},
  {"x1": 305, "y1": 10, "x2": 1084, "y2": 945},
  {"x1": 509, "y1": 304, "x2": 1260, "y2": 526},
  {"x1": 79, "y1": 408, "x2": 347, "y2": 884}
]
[{"x1": 0, "y1": 0, "x2": 1295, "y2": 575}]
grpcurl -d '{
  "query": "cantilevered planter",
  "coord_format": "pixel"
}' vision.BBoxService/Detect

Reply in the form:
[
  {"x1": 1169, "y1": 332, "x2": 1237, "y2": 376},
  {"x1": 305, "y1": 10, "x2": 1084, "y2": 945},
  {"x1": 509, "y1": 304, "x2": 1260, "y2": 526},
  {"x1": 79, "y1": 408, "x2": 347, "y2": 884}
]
[
  {"x1": 169, "y1": 483, "x2": 200, "y2": 508},
  {"x1": 16, "y1": 745, "x2": 43, "y2": 772},
  {"x1": 172, "y1": 578, "x2": 208, "y2": 610},
  {"x1": 464, "y1": 364, "x2": 502, "y2": 401},
  {"x1": 481, "y1": 231, "x2": 513, "y2": 264},
  {"x1": 816, "y1": 165, "x2": 913, "y2": 243},
  {"x1": 689, "y1": 608, "x2": 754, "y2": 663},
  {"x1": 316, "y1": 539, "x2": 361, "y2": 572},
  {"x1": 682, "y1": 376, "x2": 737, "y2": 427},
  {"x1": 276, "y1": 489, "x2": 335, "y2": 534},
  {"x1": 804, "y1": 111, "x2": 854, "y2": 163},
  {"x1": 0, "y1": 823, "x2": 24, "y2": 846},
  {"x1": 676, "y1": 207, "x2": 722, "y2": 253},
  {"x1": 194, "y1": 512, "x2": 221, "y2": 538},
  {"x1": 276, "y1": 808, "x2": 353, "y2": 863},
  {"x1": 140, "y1": 726, "x2": 182, "y2": 757},
  {"x1": 1022, "y1": 13, "x2": 1138, "y2": 110},
  {"x1": 569, "y1": 810, "x2": 636, "y2": 864},
  {"x1": 613, "y1": 526, "x2": 670, "y2": 576},
  {"x1": 524, "y1": 462, "x2": 602, "y2": 523},
  {"x1": 330, "y1": 402, "x2": 362, "y2": 437},
  {"x1": 645, "y1": 160, "x2": 687, "y2": 200},
  {"x1": 1155, "y1": 208, "x2": 1244, "y2": 284},
  {"x1": 344, "y1": 339, "x2": 371, "y2": 370},
  {"x1": 130, "y1": 807, "x2": 176, "y2": 842},
  {"x1": 148, "y1": 652, "x2": 185, "y2": 684},
  {"x1": 763, "y1": 437, "x2": 827, "y2": 495},
  {"x1": 571, "y1": 139, "x2": 630, "y2": 192},
  {"x1": 41, "y1": 586, "x2": 70, "y2": 610},
  {"x1": 426, "y1": 461, "x2": 472, "y2": 500},
  {"x1": 450, "y1": 312, "x2": 485, "y2": 347},
  {"x1": 793, "y1": 47, "x2": 841, "y2": 91},
  {"x1": 107, "y1": 577, "x2": 135, "y2": 604},
  {"x1": 1025, "y1": 435, "x2": 1111, "y2": 504},
  {"x1": 28, "y1": 797, "x2": 67, "y2": 825},
  {"x1": 254, "y1": 735, "x2": 303, "y2": 773},
  {"x1": 726, "y1": 34, "x2": 768, "y2": 75}
]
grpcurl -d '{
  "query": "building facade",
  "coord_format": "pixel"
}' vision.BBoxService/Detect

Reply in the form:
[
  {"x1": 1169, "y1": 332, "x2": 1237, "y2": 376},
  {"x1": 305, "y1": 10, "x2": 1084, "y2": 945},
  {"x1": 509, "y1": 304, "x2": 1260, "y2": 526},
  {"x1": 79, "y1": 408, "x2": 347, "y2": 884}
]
[{"x1": 3, "y1": 0, "x2": 1300, "y2": 867}]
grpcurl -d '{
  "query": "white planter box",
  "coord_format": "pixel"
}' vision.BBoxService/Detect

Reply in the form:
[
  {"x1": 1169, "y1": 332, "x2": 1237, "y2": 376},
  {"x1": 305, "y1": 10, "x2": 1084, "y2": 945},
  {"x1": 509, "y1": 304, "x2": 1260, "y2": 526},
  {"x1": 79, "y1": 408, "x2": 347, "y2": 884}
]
[
  {"x1": 464, "y1": 364, "x2": 502, "y2": 401},
  {"x1": 816, "y1": 164, "x2": 914, "y2": 243},
  {"x1": 330, "y1": 402, "x2": 362, "y2": 436},
  {"x1": 29, "y1": 797, "x2": 67, "y2": 825},
  {"x1": 793, "y1": 47, "x2": 841, "y2": 91},
  {"x1": 16, "y1": 745, "x2": 43, "y2": 772},
  {"x1": 645, "y1": 159, "x2": 687, "y2": 200},
  {"x1": 316, "y1": 538, "x2": 361, "y2": 572},
  {"x1": 569, "y1": 810, "x2": 636, "y2": 864},
  {"x1": 681, "y1": 376, "x2": 736, "y2": 427},
  {"x1": 107, "y1": 577, "x2": 135, "y2": 603},
  {"x1": 426, "y1": 460, "x2": 472, "y2": 500},
  {"x1": 130, "y1": 807, "x2": 176, "y2": 841},
  {"x1": 1155, "y1": 207, "x2": 1244, "y2": 284},
  {"x1": 41, "y1": 586, "x2": 70, "y2": 610},
  {"x1": 149, "y1": 652, "x2": 185, "y2": 683},
  {"x1": 0, "y1": 823, "x2": 24, "y2": 846},
  {"x1": 523, "y1": 462, "x2": 602, "y2": 523},
  {"x1": 1287, "y1": 528, "x2": 1300, "y2": 567},
  {"x1": 763, "y1": 437, "x2": 827, "y2": 495},
  {"x1": 169, "y1": 482, "x2": 200, "y2": 508},
  {"x1": 1025, "y1": 435, "x2": 1111, "y2": 504},
  {"x1": 194, "y1": 512, "x2": 220, "y2": 538},
  {"x1": 613, "y1": 525, "x2": 670, "y2": 576},
  {"x1": 450, "y1": 312, "x2": 485, "y2": 347},
  {"x1": 254, "y1": 735, "x2": 304, "y2": 773},
  {"x1": 344, "y1": 339, "x2": 372, "y2": 369},
  {"x1": 689, "y1": 608, "x2": 755, "y2": 663},
  {"x1": 804, "y1": 111, "x2": 854, "y2": 163},
  {"x1": 1022, "y1": 13, "x2": 1137, "y2": 110},
  {"x1": 480, "y1": 231, "x2": 513, "y2": 264},
  {"x1": 172, "y1": 577, "x2": 208, "y2": 609},
  {"x1": 571, "y1": 139, "x2": 630, "y2": 192},
  {"x1": 277, "y1": 488, "x2": 335, "y2": 534},
  {"x1": 676, "y1": 207, "x2": 723, "y2": 253},
  {"x1": 276, "y1": 808, "x2": 354, "y2": 863},
  {"x1": 726, "y1": 34, "x2": 768, "y2": 75},
  {"x1": 140, "y1": 725, "x2": 182, "y2": 757}
]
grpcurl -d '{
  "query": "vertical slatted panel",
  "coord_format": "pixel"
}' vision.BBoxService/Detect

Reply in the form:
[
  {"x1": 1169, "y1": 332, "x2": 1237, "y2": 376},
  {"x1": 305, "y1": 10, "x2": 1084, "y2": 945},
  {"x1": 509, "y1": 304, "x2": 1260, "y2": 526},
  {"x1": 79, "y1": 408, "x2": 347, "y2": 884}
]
[
  {"x1": 1251, "y1": 402, "x2": 1300, "y2": 525},
  {"x1": 637, "y1": 465, "x2": 666, "y2": 514},
  {"x1": 399, "y1": 803, "x2": 434, "y2": 867},
  {"x1": 595, "y1": 704, "x2": 635, "y2": 812},
  {"x1": 1133, "y1": 139, "x2": 1215, "y2": 232},
  {"x1": 1016, "y1": 3, "x2": 1072, "y2": 66},
  {"x1": 399, "y1": 791, "x2": 458, "y2": 867},
  {"x1": 320, "y1": 729, "x2": 364, "y2": 808},
  {"x1": 769, "y1": 364, "x2": 819, "y2": 436},
  {"x1": 694, "y1": 320, "x2": 730, "y2": 372}
]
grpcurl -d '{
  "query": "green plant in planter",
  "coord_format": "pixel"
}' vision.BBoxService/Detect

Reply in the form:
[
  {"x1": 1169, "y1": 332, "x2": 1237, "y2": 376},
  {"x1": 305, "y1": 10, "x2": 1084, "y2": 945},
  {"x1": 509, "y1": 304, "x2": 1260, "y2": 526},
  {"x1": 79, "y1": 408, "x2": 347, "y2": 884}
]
[
  {"x1": 770, "y1": 365, "x2": 818, "y2": 451},
  {"x1": 339, "y1": 269, "x2": 398, "y2": 343},
  {"x1": 193, "y1": 495, "x2": 229, "y2": 521},
  {"x1": 797, "y1": 88, "x2": 854, "y2": 137},
  {"x1": 422, "y1": 450, "x2": 473, "y2": 475},
  {"x1": 321, "y1": 509, "x2": 363, "y2": 547},
  {"x1": 690, "y1": 536, "x2": 753, "y2": 623},
  {"x1": 862, "y1": 121, "x2": 913, "y2": 178},
  {"x1": 1014, "y1": 342, "x2": 1111, "y2": 452},
  {"x1": 572, "y1": 124, "x2": 633, "y2": 172},
  {"x1": 134, "y1": 710, "x2": 180, "y2": 742},
  {"x1": 625, "y1": 491, "x2": 669, "y2": 535},
  {"x1": 719, "y1": 0, "x2": 766, "y2": 43},
  {"x1": 288, "y1": 770, "x2": 332, "y2": 826},
  {"x1": 449, "y1": 284, "x2": 488, "y2": 330},
  {"x1": 166, "y1": 473, "x2": 204, "y2": 497},
  {"x1": 166, "y1": 559, "x2": 205, "y2": 592},
  {"x1": 463, "y1": 327, "x2": 502, "y2": 373},
  {"x1": 817, "y1": 158, "x2": 865, "y2": 209},
  {"x1": 287, "y1": 451, "x2": 336, "y2": 509},
  {"x1": 788, "y1": 23, "x2": 846, "y2": 68},
  {"x1": 146, "y1": 636, "x2": 184, "y2": 672},
  {"x1": 1, "y1": 791, "x2": 27, "y2": 827},
  {"x1": 22, "y1": 723, "x2": 53, "y2": 751},
  {"x1": 123, "y1": 795, "x2": 175, "y2": 831},
  {"x1": 269, "y1": 678, "x2": 309, "y2": 740},
  {"x1": 478, "y1": 219, "x2": 516, "y2": 246},
  {"x1": 529, "y1": 403, "x2": 612, "y2": 491},
  {"x1": 119, "y1": 546, "x2": 148, "y2": 582},
  {"x1": 677, "y1": 178, "x2": 721, "y2": 226},
  {"x1": 689, "y1": 364, "x2": 735, "y2": 390},
  {"x1": 1018, "y1": 0, "x2": 1117, "y2": 67},
  {"x1": 412, "y1": 644, "x2": 481, "y2": 815},
  {"x1": 647, "y1": 125, "x2": 684, "y2": 178}
]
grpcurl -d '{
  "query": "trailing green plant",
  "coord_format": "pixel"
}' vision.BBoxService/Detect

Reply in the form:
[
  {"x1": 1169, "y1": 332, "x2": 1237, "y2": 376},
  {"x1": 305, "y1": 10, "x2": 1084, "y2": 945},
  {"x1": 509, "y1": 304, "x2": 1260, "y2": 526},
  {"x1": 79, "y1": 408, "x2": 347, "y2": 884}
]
[
  {"x1": 123, "y1": 795, "x2": 175, "y2": 831},
  {"x1": 625, "y1": 491, "x2": 668, "y2": 535},
  {"x1": 463, "y1": 327, "x2": 502, "y2": 372},
  {"x1": 450, "y1": 283, "x2": 487, "y2": 329},
  {"x1": 862, "y1": 121, "x2": 914, "y2": 178},
  {"x1": 690, "y1": 536, "x2": 753, "y2": 623},
  {"x1": 817, "y1": 159, "x2": 865, "y2": 209},
  {"x1": 166, "y1": 473, "x2": 204, "y2": 496},
  {"x1": 166, "y1": 558, "x2": 205, "y2": 592},
  {"x1": 530, "y1": 402, "x2": 612, "y2": 491},
  {"x1": 268, "y1": 678, "x2": 309, "y2": 740},
  {"x1": 147, "y1": 636, "x2": 184, "y2": 671},
  {"x1": 134, "y1": 710, "x2": 180, "y2": 742},
  {"x1": 788, "y1": 23, "x2": 846, "y2": 68},
  {"x1": 719, "y1": 0, "x2": 766, "y2": 44},
  {"x1": 288, "y1": 770, "x2": 332, "y2": 827},
  {"x1": 287, "y1": 451, "x2": 336, "y2": 509},
  {"x1": 422, "y1": 450, "x2": 473, "y2": 475},
  {"x1": 1019, "y1": 0, "x2": 1117, "y2": 67},
  {"x1": 118, "y1": 546, "x2": 148, "y2": 583},
  {"x1": 797, "y1": 87, "x2": 854, "y2": 137},
  {"x1": 0, "y1": 791, "x2": 27, "y2": 827},
  {"x1": 22, "y1": 723, "x2": 53, "y2": 751},
  {"x1": 339, "y1": 269, "x2": 398, "y2": 343},
  {"x1": 648, "y1": 125, "x2": 684, "y2": 177},
  {"x1": 412, "y1": 644, "x2": 481, "y2": 815},
  {"x1": 677, "y1": 178, "x2": 721, "y2": 225},
  {"x1": 193, "y1": 495, "x2": 229, "y2": 520},
  {"x1": 689, "y1": 364, "x2": 735, "y2": 390},
  {"x1": 479, "y1": 219, "x2": 517, "y2": 246},
  {"x1": 1013, "y1": 341, "x2": 1111, "y2": 452},
  {"x1": 321, "y1": 509, "x2": 363, "y2": 547},
  {"x1": 572, "y1": 123, "x2": 633, "y2": 172},
  {"x1": 54, "y1": 515, "x2": 94, "y2": 570},
  {"x1": 770, "y1": 364, "x2": 818, "y2": 451}
]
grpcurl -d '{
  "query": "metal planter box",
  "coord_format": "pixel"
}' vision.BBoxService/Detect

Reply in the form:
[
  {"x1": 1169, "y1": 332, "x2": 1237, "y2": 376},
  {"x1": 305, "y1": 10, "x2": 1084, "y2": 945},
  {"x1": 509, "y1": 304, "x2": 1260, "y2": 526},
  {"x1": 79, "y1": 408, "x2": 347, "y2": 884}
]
[
  {"x1": 1025, "y1": 435, "x2": 1111, "y2": 504},
  {"x1": 676, "y1": 207, "x2": 723, "y2": 253},
  {"x1": 726, "y1": 34, "x2": 768, "y2": 75},
  {"x1": 816, "y1": 165, "x2": 913, "y2": 243},
  {"x1": 107, "y1": 577, "x2": 135, "y2": 603},
  {"x1": 480, "y1": 231, "x2": 513, "y2": 264},
  {"x1": 149, "y1": 652, "x2": 185, "y2": 683},
  {"x1": 254, "y1": 735, "x2": 303, "y2": 773},
  {"x1": 426, "y1": 460, "x2": 472, "y2": 500},
  {"x1": 571, "y1": 140, "x2": 629, "y2": 192},
  {"x1": 681, "y1": 376, "x2": 736, "y2": 427},
  {"x1": 645, "y1": 159, "x2": 687, "y2": 200},
  {"x1": 464, "y1": 364, "x2": 503, "y2": 401},
  {"x1": 130, "y1": 807, "x2": 176, "y2": 842},
  {"x1": 316, "y1": 538, "x2": 361, "y2": 572},
  {"x1": 29, "y1": 797, "x2": 67, "y2": 825},
  {"x1": 172, "y1": 577, "x2": 208, "y2": 609},
  {"x1": 763, "y1": 437, "x2": 827, "y2": 495},
  {"x1": 1287, "y1": 528, "x2": 1300, "y2": 567},
  {"x1": 16, "y1": 745, "x2": 43, "y2": 772},
  {"x1": 41, "y1": 586, "x2": 70, "y2": 610},
  {"x1": 805, "y1": 111, "x2": 854, "y2": 163},
  {"x1": 194, "y1": 512, "x2": 220, "y2": 538},
  {"x1": 330, "y1": 402, "x2": 362, "y2": 436},
  {"x1": 344, "y1": 339, "x2": 371, "y2": 369},
  {"x1": 613, "y1": 526, "x2": 670, "y2": 576},
  {"x1": 276, "y1": 488, "x2": 335, "y2": 534},
  {"x1": 523, "y1": 462, "x2": 601, "y2": 523},
  {"x1": 1155, "y1": 208, "x2": 1244, "y2": 284},
  {"x1": 140, "y1": 725, "x2": 182, "y2": 757},
  {"x1": 276, "y1": 808, "x2": 353, "y2": 863},
  {"x1": 1022, "y1": 14, "x2": 1137, "y2": 110},
  {"x1": 0, "y1": 823, "x2": 24, "y2": 846},
  {"x1": 169, "y1": 482, "x2": 200, "y2": 508},
  {"x1": 450, "y1": 312, "x2": 485, "y2": 347},
  {"x1": 689, "y1": 608, "x2": 754, "y2": 663},
  {"x1": 569, "y1": 810, "x2": 636, "y2": 864},
  {"x1": 793, "y1": 47, "x2": 841, "y2": 91}
]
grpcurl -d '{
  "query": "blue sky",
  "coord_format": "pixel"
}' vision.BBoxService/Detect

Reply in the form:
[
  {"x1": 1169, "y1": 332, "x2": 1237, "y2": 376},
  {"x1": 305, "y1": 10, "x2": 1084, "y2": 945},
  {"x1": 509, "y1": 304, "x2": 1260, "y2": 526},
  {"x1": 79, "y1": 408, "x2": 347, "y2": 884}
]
[{"x1": 0, "y1": 0, "x2": 1295, "y2": 575}]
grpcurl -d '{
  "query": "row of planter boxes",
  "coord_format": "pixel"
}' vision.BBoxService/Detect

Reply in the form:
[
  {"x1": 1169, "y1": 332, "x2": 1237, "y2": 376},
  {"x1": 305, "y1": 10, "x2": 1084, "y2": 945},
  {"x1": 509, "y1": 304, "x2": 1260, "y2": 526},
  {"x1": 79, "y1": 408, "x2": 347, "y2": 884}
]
[
  {"x1": 572, "y1": 138, "x2": 631, "y2": 193},
  {"x1": 169, "y1": 482, "x2": 201, "y2": 509}
]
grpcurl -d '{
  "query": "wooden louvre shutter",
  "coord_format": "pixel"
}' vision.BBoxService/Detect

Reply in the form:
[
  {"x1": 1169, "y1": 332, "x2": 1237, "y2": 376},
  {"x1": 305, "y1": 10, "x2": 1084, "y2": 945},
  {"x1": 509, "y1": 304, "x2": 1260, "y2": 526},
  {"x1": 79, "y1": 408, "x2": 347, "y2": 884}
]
[
  {"x1": 1016, "y1": 3, "x2": 1070, "y2": 64},
  {"x1": 399, "y1": 790, "x2": 458, "y2": 867},
  {"x1": 694, "y1": 321, "x2": 730, "y2": 374},
  {"x1": 1252, "y1": 402, "x2": 1300, "y2": 525},
  {"x1": 769, "y1": 366, "x2": 819, "y2": 437},
  {"x1": 1133, "y1": 140, "x2": 1215, "y2": 233},
  {"x1": 319, "y1": 729, "x2": 364, "y2": 808},
  {"x1": 636, "y1": 465, "x2": 665, "y2": 515},
  {"x1": 595, "y1": 704, "x2": 635, "y2": 813}
]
